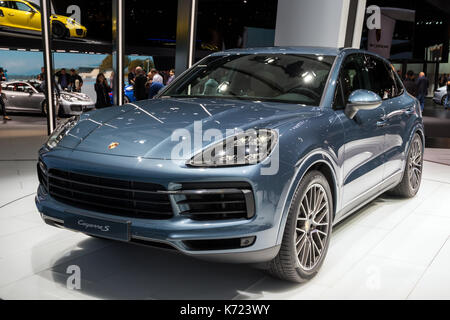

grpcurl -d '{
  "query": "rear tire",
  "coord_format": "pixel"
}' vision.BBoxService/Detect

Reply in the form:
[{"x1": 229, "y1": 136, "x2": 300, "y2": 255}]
[
  {"x1": 267, "y1": 170, "x2": 333, "y2": 283},
  {"x1": 390, "y1": 133, "x2": 423, "y2": 198}
]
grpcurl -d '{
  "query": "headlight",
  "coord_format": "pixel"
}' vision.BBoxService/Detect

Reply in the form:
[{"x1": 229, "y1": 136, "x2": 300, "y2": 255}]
[
  {"x1": 188, "y1": 129, "x2": 278, "y2": 167},
  {"x1": 46, "y1": 116, "x2": 79, "y2": 149},
  {"x1": 61, "y1": 93, "x2": 79, "y2": 102}
]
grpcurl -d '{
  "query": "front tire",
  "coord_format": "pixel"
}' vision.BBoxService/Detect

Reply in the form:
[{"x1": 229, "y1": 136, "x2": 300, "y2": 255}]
[
  {"x1": 267, "y1": 170, "x2": 333, "y2": 283},
  {"x1": 52, "y1": 22, "x2": 67, "y2": 39}
]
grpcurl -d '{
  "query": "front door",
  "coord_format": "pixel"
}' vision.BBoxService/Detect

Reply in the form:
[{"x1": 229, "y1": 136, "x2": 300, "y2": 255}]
[{"x1": 334, "y1": 54, "x2": 386, "y2": 212}]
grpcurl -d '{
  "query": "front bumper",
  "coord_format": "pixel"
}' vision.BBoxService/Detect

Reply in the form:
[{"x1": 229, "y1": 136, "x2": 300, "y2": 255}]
[
  {"x1": 67, "y1": 26, "x2": 87, "y2": 38},
  {"x1": 35, "y1": 149, "x2": 293, "y2": 263},
  {"x1": 59, "y1": 100, "x2": 95, "y2": 116}
]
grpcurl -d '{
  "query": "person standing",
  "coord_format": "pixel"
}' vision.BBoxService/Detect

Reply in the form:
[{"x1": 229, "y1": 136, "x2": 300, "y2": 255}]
[
  {"x1": 37, "y1": 67, "x2": 45, "y2": 81},
  {"x1": 147, "y1": 76, "x2": 165, "y2": 99},
  {"x1": 166, "y1": 69, "x2": 175, "y2": 85},
  {"x1": 128, "y1": 67, "x2": 136, "y2": 85},
  {"x1": 445, "y1": 75, "x2": 450, "y2": 110},
  {"x1": 415, "y1": 72, "x2": 429, "y2": 112},
  {"x1": 133, "y1": 67, "x2": 147, "y2": 101},
  {"x1": 0, "y1": 68, "x2": 11, "y2": 121},
  {"x1": 150, "y1": 68, "x2": 163, "y2": 84},
  {"x1": 69, "y1": 69, "x2": 83, "y2": 92},
  {"x1": 94, "y1": 73, "x2": 112, "y2": 109},
  {"x1": 57, "y1": 68, "x2": 70, "y2": 91},
  {"x1": 403, "y1": 70, "x2": 417, "y2": 97}
]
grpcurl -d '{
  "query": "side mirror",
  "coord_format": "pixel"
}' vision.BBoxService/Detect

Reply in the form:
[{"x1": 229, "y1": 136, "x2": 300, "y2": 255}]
[
  {"x1": 27, "y1": 88, "x2": 34, "y2": 95},
  {"x1": 345, "y1": 89, "x2": 382, "y2": 119}
]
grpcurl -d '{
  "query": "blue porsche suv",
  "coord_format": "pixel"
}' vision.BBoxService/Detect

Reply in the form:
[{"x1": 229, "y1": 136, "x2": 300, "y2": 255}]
[{"x1": 36, "y1": 47, "x2": 423, "y2": 282}]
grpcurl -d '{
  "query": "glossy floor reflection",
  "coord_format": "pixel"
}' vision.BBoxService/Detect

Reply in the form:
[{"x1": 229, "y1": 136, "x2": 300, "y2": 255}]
[{"x1": 0, "y1": 160, "x2": 449, "y2": 300}]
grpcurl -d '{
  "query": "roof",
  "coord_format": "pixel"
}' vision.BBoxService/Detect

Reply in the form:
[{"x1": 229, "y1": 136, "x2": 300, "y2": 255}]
[{"x1": 212, "y1": 46, "x2": 343, "y2": 56}]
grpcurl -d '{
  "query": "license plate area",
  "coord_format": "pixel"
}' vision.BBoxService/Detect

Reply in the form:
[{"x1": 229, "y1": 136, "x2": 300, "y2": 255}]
[{"x1": 64, "y1": 212, "x2": 130, "y2": 241}]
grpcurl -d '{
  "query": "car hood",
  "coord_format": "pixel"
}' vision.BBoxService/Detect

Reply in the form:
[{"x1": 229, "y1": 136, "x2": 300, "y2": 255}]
[{"x1": 61, "y1": 98, "x2": 320, "y2": 160}]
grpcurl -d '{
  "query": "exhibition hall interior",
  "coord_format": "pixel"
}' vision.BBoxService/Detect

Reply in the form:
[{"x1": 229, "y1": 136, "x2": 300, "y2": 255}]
[{"x1": 0, "y1": 0, "x2": 449, "y2": 301}]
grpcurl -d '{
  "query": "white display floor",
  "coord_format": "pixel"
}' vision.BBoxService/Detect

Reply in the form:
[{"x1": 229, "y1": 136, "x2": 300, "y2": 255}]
[
  {"x1": 0, "y1": 160, "x2": 449, "y2": 299},
  {"x1": 0, "y1": 119, "x2": 449, "y2": 299}
]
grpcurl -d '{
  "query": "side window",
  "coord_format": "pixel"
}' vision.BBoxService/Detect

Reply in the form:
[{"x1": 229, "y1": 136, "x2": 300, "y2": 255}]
[
  {"x1": 389, "y1": 64, "x2": 404, "y2": 96},
  {"x1": 7, "y1": 1, "x2": 17, "y2": 10},
  {"x1": 0, "y1": 1, "x2": 7, "y2": 8},
  {"x1": 15, "y1": 1, "x2": 31, "y2": 12},
  {"x1": 334, "y1": 54, "x2": 370, "y2": 109},
  {"x1": 366, "y1": 56, "x2": 396, "y2": 100}
]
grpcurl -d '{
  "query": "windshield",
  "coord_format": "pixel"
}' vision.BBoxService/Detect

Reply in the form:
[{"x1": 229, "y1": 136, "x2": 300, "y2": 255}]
[
  {"x1": 163, "y1": 53, "x2": 335, "y2": 105},
  {"x1": 26, "y1": 2, "x2": 40, "y2": 12},
  {"x1": 28, "y1": 81, "x2": 42, "y2": 92}
]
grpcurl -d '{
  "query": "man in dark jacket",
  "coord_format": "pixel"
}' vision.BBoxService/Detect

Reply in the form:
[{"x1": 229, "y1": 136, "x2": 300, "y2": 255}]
[
  {"x1": 57, "y1": 68, "x2": 70, "y2": 91},
  {"x1": 403, "y1": 70, "x2": 417, "y2": 97},
  {"x1": 415, "y1": 72, "x2": 428, "y2": 111},
  {"x1": 133, "y1": 66, "x2": 147, "y2": 101},
  {"x1": 69, "y1": 69, "x2": 83, "y2": 92}
]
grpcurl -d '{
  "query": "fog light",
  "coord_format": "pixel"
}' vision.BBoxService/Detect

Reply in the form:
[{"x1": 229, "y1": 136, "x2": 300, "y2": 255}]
[{"x1": 240, "y1": 236, "x2": 256, "y2": 247}]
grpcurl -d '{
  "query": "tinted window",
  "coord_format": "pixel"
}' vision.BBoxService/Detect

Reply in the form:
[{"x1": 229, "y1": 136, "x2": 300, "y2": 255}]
[
  {"x1": 335, "y1": 54, "x2": 370, "y2": 108},
  {"x1": 366, "y1": 56, "x2": 397, "y2": 100},
  {"x1": 164, "y1": 54, "x2": 335, "y2": 106},
  {"x1": 14, "y1": 1, "x2": 32, "y2": 11},
  {"x1": 0, "y1": 1, "x2": 6, "y2": 8},
  {"x1": 390, "y1": 64, "x2": 405, "y2": 96}
]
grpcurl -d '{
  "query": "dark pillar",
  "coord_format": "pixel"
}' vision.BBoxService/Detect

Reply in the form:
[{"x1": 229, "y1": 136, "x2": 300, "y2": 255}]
[
  {"x1": 112, "y1": 0, "x2": 125, "y2": 105},
  {"x1": 175, "y1": 0, "x2": 198, "y2": 77},
  {"x1": 40, "y1": 0, "x2": 56, "y2": 135},
  {"x1": 434, "y1": 61, "x2": 440, "y2": 92}
]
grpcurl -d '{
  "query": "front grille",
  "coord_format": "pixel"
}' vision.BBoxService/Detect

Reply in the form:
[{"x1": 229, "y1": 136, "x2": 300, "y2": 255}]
[
  {"x1": 176, "y1": 182, "x2": 255, "y2": 220},
  {"x1": 70, "y1": 105, "x2": 82, "y2": 112},
  {"x1": 38, "y1": 162, "x2": 255, "y2": 221},
  {"x1": 38, "y1": 164, "x2": 173, "y2": 219}
]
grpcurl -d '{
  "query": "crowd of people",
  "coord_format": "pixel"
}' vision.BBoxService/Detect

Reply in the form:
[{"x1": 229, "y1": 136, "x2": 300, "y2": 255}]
[
  {"x1": 95, "y1": 67, "x2": 174, "y2": 108},
  {"x1": 128, "y1": 67, "x2": 174, "y2": 101},
  {"x1": 37, "y1": 67, "x2": 84, "y2": 93},
  {"x1": 401, "y1": 70, "x2": 450, "y2": 111}
]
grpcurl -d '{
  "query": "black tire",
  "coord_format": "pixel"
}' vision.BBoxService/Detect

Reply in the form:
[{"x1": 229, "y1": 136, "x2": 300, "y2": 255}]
[
  {"x1": 390, "y1": 133, "x2": 423, "y2": 198},
  {"x1": 267, "y1": 170, "x2": 333, "y2": 283},
  {"x1": 41, "y1": 101, "x2": 48, "y2": 116},
  {"x1": 52, "y1": 22, "x2": 67, "y2": 39}
]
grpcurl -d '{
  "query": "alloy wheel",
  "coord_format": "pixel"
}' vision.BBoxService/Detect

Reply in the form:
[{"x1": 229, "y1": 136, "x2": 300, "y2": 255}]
[
  {"x1": 295, "y1": 183, "x2": 330, "y2": 271},
  {"x1": 408, "y1": 138, "x2": 422, "y2": 191}
]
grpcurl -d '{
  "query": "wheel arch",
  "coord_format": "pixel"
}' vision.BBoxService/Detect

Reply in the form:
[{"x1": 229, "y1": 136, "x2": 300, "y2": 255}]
[{"x1": 275, "y1": 151, "x2": 339, "y2": 245}]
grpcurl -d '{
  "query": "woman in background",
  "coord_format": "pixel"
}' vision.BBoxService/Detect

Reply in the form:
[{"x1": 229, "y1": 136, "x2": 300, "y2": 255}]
[{"x1": 94, "y1": 73, "x2": 112, "y2": 109}]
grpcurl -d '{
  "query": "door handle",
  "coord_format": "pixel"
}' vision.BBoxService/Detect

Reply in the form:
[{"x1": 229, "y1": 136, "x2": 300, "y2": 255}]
[
  {"x1": 376, "y1": 117, "x2": 388, "y2": 127},
  {"x1": 404, "y1": 106, "x2": 415, "y2": 115}
]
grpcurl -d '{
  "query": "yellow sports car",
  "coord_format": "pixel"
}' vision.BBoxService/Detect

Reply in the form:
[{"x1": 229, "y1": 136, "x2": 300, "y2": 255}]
[{"x1": 0, "y1": 0, "x2": 87, "y2": 39}]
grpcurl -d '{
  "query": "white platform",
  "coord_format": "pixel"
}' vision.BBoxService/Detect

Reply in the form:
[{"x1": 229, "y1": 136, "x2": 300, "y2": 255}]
[
  {"x1": 0, "y1": 119, "x2": 449, "y2": 299},
  {"x1": 0, "y1": 159, "x2": 448, "y2": 300}
]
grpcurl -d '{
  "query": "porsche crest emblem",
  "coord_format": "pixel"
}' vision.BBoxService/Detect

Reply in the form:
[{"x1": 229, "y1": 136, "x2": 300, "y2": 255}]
[{"x1": 108, "y1": 142, "x2": 119, "y2": 150}]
